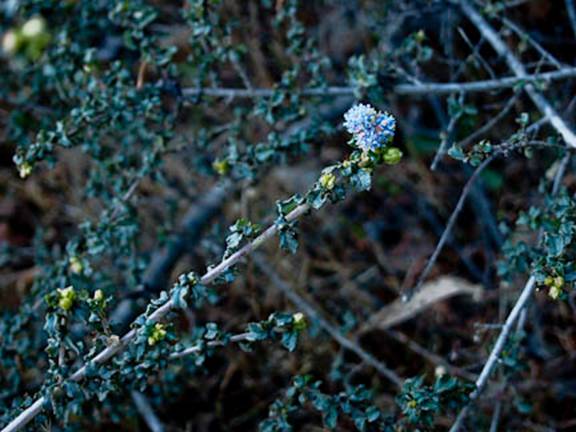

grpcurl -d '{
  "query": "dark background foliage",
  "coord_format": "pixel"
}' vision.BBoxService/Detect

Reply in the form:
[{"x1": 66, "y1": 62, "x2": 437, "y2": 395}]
[{"x1": 1, "y1": 0, "x2": 576, "y2": 431}]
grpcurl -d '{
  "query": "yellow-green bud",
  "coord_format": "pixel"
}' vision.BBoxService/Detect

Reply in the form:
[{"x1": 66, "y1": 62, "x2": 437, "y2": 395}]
[
  {"x1": 2, "y1": 30, "x2": 21, "y2": 55},
  {"x1": 212, "y1": 159, "x2": 230, "y2": 176},
  {"x1": 186, "y1": 272, "x2": 198, "y2": 285},
  {"x1": 21, "y1": 17, "x2": 46, "y2": 39},
  {"x1": 57, "y1": 286, "x2": 76, "y2": 311},
  {"x1": 383, "y1": 147, "x2": 403, "y2": 165},
  {"x1": 319, "y1": 172, "x2": 336, "y2": 190},
  {"x1": 69, "y1": 256, "x2": 83, "y2": 274},
  {"x1": 292, "y1": 312, "x2": 307, "y2": 331},
  {"x1": 415, "y1": 30, "x2": 426, "y2": 43},
  {"x1": 549, "y1": 284, "x2": 562, "y2": 300},
  {"x1": 147, "y1": 323, "x2": 167, "y2": 346},
  {"x1": 94, "y1": 289, "x2": 104, "y2": 302},
  {"x1": 18, "y1": 162, "x2": 32, "y2": 179}
]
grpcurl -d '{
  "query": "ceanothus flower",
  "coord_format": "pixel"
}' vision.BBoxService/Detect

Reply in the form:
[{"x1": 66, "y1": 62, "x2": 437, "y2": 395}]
[{"x1": 343, "y1": 103, "x2": 396, "y2": 151}]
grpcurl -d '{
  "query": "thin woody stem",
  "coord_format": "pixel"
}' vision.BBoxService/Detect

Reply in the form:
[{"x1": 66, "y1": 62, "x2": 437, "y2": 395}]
[
  {"x1": 458, "y1": 0, "x2": 576, "y2": 148},
  {"x1": 1, "y1": 203, "x2": 310, "y2": 432},
  {"x1": 448, "y1": 152, "x2": 570, "y2": 432},
  {"x1": 181, "y1": 67, "x2": 576, "y2": 99}
]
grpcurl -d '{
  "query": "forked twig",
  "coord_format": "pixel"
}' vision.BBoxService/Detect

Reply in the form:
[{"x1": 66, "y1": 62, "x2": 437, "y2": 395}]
[
  {"x1": 458, "y1": 0, "x2": 576, "y2": 148},
  {"x1": 1, "y1": 203, "x2": 311, "y2": 432},
  {"x1": 449, "y1": 153, "x2": 571, "y2": 431}
]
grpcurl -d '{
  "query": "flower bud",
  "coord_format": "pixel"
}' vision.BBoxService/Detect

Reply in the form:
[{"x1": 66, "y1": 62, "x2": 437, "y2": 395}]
[
  {"x1": 358, "y1": 151, "x2": 373, "y2": 168},
  {"x1": 292, "y1": 312, "x2": 307, "y2": 331},
  {"x1": 21, "y1": 17, "x2": 46, "y2": 39},
  {"x1": 94, "y1": 289, "x2": 104, "y2": 302},
  {"x1": 415, "y1": 30, "x2": 426, "y2": 43},
  {"x1": 2, "y1": 30, "x2": 21, "y2": 55},
  {"x1": 212, "y1": 159, "x2": 230, "y2": 175},
  {"x1": 69, "y1": 256, "x2": 83, "y2": 274},
  {"x1": 57, "y1": 286, "x2": 76, "y2": 311},
  {"x1": 383, "y1": 147, "x2": 403, "y2": 165},
  {"x1": 549, "y1": 284, "x2": 562, "y2": 300},
  {"x1": 148, "y1": 323, "x2": 167, "y2": 346},
  {"x1": 319, "y1": 172, "x2": 336, "y2": 190},
  {"x1": 18, "y1": 162, "x2": 32, "y2": 179}
]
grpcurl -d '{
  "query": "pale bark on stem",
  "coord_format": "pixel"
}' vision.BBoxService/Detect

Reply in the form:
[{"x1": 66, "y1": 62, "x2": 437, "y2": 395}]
[
  {"x1": 1, "y1": 204, "x2": 310, "y2": 432},
  {"x1": 458, "y1": 0, "x2": 576, "y2": 148},
  {"x1": 407, "y1": 135, "x2": 546, "y2": 301},
  {"x1": 131, "y1": 391, "x2": 165, "y2": 432},
  {"x1": 169, "y1": 332, "x2": 251, "y2": 360},
  {"x1": 181, "y1": 67, "x2": 576, "y2": 99},
  {"x1": 566, "y1": 0, "x2": 576, "y2": 38},
  {"x1": 449, "y1": 276, "x2": 536, "y2": 432},
  {"x1": 449, "y1": 152, "x2": 570, "y2": 432}
]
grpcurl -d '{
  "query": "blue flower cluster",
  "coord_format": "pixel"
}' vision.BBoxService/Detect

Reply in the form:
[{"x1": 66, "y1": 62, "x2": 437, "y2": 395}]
[{"x1": 343, "y1": 103, "x2": 396, "y2": 151}]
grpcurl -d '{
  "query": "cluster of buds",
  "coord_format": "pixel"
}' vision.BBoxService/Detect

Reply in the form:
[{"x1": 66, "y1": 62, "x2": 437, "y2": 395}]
[
  {"x1": 212, "y1": 158, "x2": 230, "y2": 176},
  {"x1": 2, "y1": 16, "x2": 51, "y2": 60},
  {"x1": 147, "y1": 323, "x2": 168, "y2": 346},
  {"x1": 57, "y1": 286, "x2": 76, "y2": 311},
  {"x1": 544, "y1": 275, "x2": 564, "y2": 300},
  {"x1": 319, "y1": 171, "x2": 336, "y2": 190},
  {"x1": 17, "y1": 162, "x2": 32, "y2": 179}
]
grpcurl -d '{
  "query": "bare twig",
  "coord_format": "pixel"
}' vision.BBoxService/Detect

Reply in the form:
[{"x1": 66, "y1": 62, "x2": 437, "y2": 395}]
[
  {"x1": 455, "y1": 27, "x2": 494, "y2": 80},
  {"x1": 448, "y1": 276, "x2": 536, "y2": 432},
  {"x1": 489, "y1": 400, "x2": 503, "y2": 432},
  {"x1": 552, "y1": 154, "x2": 571, "y2": 195},
  {"x1": 566, "y1": 0, "x2": 576, "y2": 38},
  {"x1": 180, "y1": 67, "x2": 576, "y2": 99},
  {"x1": 406, "y1": 126, "x2": 561, "y2": 300},
  {"x1": 456, "y1": 93, "x2": 519, "y2": 148},
  {"x1": 431, "y1": 92, "x2": 464, "y2": 170},
  {"x1": 169, "y1": 332, "x2": 251, "y2": 359},
  {"x1": 405, "y1": 154, "x2": 496, "y2": 300},
  {"x1": 253, "y1": 254, "x2": 403, "y2": 387},
  {"x1": 499, "y1": 16, "x2": 563, "y2": 69},
  {"x1": 449, "y1": 153, "x2": 570, "y2": 432},
  {"x1": 131, "y1": 391, "x2": 165, "y2": 432},
  {"x1": 384, "y1": 329, "x2": 477, "y2": 382},
  {"x1": 458, "y1": 0, "x2": 576, "y2": 148}
]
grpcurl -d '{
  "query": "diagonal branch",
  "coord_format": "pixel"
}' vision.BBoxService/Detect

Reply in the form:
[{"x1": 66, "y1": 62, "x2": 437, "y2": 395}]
[
  {"x1": 131, "y1": 391, "x2": 165, "y2": 432},
  {"x1": 1, "y1": 203, "x2": 311, "y2": 432},
  {"x1": 406, "y1": 137, "x2": 552, "y2": 300},
  {"x1": 449, "y1": 276, "x2": 536, "y2": 432},
  {"x1": 449, "y1": 152, "x2": 571, "y2": 432},
  {"x1": 566, "y1": 0, "x2": 576, "y2": 38},
  {"x1": 458, "y1": 0, "x2": 576, "y2": 148},
  {"x1": 253, "y1": 254, "x2": 403, "y2": 387}
]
